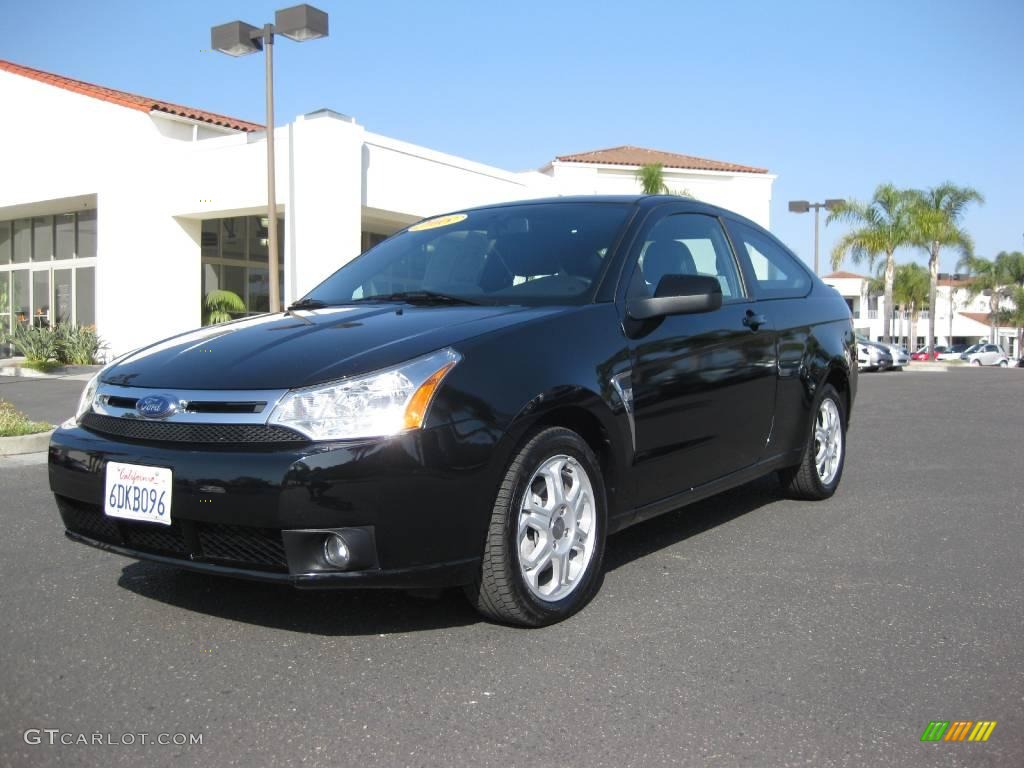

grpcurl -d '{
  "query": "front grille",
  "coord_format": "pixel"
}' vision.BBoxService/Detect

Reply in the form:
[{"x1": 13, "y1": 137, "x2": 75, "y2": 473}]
[
  {"x1": 198, "y1": 524, "x2": 288, "y2": 568},
  {"x1": 57, "y1": 495, "x2": 121, "y2": 544},
  {"x1": 121, "y1": 521, "x2": 189, "y2": 555},
  {"x1": 57, "y1": 495, "x2": 288, "y2": 572},
  {"x1": 81, "y1": 413, "x2": 307, "y2": 445}
]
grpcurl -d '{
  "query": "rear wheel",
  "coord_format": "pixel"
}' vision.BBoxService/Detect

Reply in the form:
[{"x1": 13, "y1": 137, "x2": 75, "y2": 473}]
[
  {"x1": 779, "y1": 383, "x2": 846, "y2": 501},
  {"x1": 465, "y1": 427, "x2": 607, "y2": 627}
]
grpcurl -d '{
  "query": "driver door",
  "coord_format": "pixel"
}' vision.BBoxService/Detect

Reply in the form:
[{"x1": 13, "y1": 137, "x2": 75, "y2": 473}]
[{"x1": 623, "y1": 211, "x2": 778, "y2": 507}]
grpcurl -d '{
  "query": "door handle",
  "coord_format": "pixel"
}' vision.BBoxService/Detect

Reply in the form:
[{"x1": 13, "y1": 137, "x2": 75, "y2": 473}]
[{"x1": 743, "y1": 310, "x2": 767, "y2": 330}]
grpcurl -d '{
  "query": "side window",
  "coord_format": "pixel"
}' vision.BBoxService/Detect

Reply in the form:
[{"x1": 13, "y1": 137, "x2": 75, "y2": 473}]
[
  {"x1": 626, "y1": 213, "x2": 744, "y2": 301},
  {"x1": 728, "y1": 220, "x2": 811, "y2": 299}
]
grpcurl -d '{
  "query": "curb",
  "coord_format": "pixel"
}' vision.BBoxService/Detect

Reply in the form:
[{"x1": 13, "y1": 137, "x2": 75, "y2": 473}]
[
  {"x1": 0, "y1": 429, "x2": 55, "y2": 457},
  {"x1": 0, "y1": 362, "x2": 100, "y2": 382}
]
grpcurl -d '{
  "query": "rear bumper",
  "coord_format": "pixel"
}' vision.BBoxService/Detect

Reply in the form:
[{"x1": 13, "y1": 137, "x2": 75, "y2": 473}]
[{"x1": 49, "y1": 420, "x2": 500, "y2": 588}]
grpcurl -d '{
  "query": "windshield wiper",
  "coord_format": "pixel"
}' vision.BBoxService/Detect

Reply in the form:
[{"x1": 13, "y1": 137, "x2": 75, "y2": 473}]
[
  {"x1": 287, "y1": 297, "x2": 328, "y2": 311},
  {"x1": 359, "y1": 291, "x2": 480, "y2": 306}
]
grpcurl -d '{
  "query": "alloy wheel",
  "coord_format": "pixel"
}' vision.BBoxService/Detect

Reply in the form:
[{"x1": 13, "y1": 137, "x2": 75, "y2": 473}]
[{"x1": 517, "y1": 455, "x2": 597, "y2": 602}]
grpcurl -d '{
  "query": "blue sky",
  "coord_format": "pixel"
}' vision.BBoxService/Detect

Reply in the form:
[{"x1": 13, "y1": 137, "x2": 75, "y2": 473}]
[{"x1": 3, "y1": 0, "x2": 1022, "y2": 275}]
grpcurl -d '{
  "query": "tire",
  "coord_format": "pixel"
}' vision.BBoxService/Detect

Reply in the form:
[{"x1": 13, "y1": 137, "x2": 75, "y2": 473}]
[
  {"x1": 779, "y1": 383, "x2": 846, "y2": 501},
  {"x1": 999, "y1": 360, "x2": 1008, "y2": 368},
  {"x1": 971, "y1": 359, "x2": 981, "y2": 366},
  {"x1": 465, "y1": 426, "x2": 607, "y2": 627}
]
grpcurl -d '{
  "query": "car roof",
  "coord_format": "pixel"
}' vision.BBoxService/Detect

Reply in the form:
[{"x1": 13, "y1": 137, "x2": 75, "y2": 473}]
[{"x1": 461, "y1": 194, "x2": 747, "y2": 220}]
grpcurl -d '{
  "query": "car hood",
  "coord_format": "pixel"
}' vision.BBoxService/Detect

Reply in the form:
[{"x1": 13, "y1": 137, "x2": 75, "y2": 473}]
[{"x1": 102, "y1": 304, "x2": 567, "y2": 390}]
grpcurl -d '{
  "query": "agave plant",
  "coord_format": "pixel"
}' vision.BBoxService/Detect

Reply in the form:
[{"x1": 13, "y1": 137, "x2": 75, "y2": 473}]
[{"x1": 204, "y1": 289, "x2": 246, "y2": 325}]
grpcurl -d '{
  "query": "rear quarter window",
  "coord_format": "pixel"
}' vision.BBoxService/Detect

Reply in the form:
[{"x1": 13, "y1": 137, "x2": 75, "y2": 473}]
[{"x1": 727, "y1": 220, "x2": 811, "y2": 300}]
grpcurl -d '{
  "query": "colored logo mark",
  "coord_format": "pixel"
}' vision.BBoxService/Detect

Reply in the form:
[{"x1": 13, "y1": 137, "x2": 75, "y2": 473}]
[{"x1": 921, "y1": 721, "x2": 997, "y2": 742}]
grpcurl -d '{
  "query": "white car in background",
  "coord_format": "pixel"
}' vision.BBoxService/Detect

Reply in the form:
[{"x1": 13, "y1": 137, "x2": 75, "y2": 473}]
[
  {"x1": 961, "y1": 343, "x2": 1009, "y2": 367},
  {"x1": 937, "y1": 343, "x2": 969, "y2": 361}
]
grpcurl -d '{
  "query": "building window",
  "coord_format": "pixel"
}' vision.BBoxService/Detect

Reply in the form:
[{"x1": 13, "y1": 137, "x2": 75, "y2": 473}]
[
  {"x1": 77, "y1": 210, "x2": 97, "y2": 259},
  {"x1": 0, "y1": 222, "x2": 10, "y2": 265},
  {"x1": 0, "y1": 209, "x2": 98, "y2": 351},
  {"x1": 55, "y1": 214, "x2": 75, "y2": 260},
  {"x1": 76, "y1": 267, "x2": 95, "y2": 326},
  {"x1": 32, "y1": 217, "x2": 53, "y2": 262},
  {"x1": 200, "y1": 215, "x2": 284, "y2": 321},
  {"x1": 12, "y1": 219, "x2": 31, "y2": 264}
]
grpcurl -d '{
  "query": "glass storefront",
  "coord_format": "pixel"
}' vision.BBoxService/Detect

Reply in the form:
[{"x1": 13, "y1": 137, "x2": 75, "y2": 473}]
[
  {"x1": 201, "y1": 215, "x2": 284, "y2": 320},
  {"x1": 0, "y1": 210, "x2": 98, "y2": 354}
]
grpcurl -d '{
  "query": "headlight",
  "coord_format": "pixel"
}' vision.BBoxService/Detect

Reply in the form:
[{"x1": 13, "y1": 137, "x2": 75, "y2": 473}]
[
  {"x1": 75, "y1": 373, "x2": 101, "y2": 424},
  {"x1": 268, "y1": 348, "x2": 461, "y2": 440}
]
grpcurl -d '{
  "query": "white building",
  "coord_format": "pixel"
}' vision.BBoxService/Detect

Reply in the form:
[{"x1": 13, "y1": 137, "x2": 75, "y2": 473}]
[
  {"x1": 0, "y1": 59, "x2": 774, "y2": 359},
  {"x1": 822, "y1": 270, "x2": 1019, "y2": 356}
]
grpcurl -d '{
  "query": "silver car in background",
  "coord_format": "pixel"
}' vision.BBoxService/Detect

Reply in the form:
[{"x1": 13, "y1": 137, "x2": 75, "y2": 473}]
[
  {"x1": 883, "y1": 344, "x2": 910, "y2": 370},
  {"x1": 962, "y1": 343, "x2": 1009, "y2": 367},
  {"x1": 857, "y1": 336, "x2": 893, "y2": 372}
]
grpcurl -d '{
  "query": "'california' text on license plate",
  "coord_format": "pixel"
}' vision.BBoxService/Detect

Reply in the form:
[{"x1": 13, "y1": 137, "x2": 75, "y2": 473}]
[{"x1": 104, "y1": 461, "x2": 173, "y2": 525}]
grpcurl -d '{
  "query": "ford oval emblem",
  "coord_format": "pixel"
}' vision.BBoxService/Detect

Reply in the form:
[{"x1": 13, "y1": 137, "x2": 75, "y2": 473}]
[{"x1": 136, "y1": 394, "x2": 178, "y2": 419}]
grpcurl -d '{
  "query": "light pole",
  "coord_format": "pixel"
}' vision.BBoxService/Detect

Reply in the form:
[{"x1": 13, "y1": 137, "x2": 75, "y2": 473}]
[
  {"x1": 211, "y1": 4, "x2": 329, "y2": 314},
  {"x1": 788, "y1": 199, "x2": 844, "y2": 275}
]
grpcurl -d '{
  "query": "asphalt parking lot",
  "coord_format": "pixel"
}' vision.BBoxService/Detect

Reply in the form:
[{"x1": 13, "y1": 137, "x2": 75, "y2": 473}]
[{"x1": 1, "y1": 368, "x2": 1021, "y2": 767}]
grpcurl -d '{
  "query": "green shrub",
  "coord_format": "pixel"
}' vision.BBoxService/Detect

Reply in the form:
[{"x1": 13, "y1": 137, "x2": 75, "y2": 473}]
[
  {"x1": 55, "y1": 324, "x2": 106, "y2": 365},
  {"x1": 3, "y1": 325, "x2": 60, "y2": 364},
  {"x1": 1, "y1": 324, "x2": 107, "y2": 366},
  {"x1": 0, "y1": 400, "x2": 52, "y2": 437}
]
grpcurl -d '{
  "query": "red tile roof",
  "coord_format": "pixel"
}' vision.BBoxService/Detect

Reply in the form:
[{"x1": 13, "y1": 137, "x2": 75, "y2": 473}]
[
  {"x1": 959, "y1": 312, "x2": 992, "y2": 326},
  {"x1": 939, "y1": 275, "x2": 977, "y2": 287},
  {"x1": 823, "y1": 271, "x2": 867, "y2": 280},
  {"x1": 554, "y1": 145, "x2": 768, "y2": 174},
  {"x1": 0, "y1": 59, "x2": 263, "y2": 133}
]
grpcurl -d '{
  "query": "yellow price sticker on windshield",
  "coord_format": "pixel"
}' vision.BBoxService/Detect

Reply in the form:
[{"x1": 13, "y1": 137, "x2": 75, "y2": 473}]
[{"x1": 408, "y1": 213, "x2": 468, "y2": 232}]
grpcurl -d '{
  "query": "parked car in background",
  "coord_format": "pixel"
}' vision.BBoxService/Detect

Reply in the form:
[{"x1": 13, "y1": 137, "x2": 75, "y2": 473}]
[
  {"x1": 857, "y1": 336, "x2": 893, "y2": 371},
  {"x1": 961, "y1": 343, "x2": 1009, "y2": 367},
  {"x1": 48, "y1": 195, "x2": 858, "y2": 627},
  {"x1": 937, "y1": 343, "x2": 969, "y2": 361},
  {"x1": 883, "y1": 344, "x2": 910, "y2": 370},
  {"x1": 911, "y1": 345, "x2": 944, "y2": 361}
]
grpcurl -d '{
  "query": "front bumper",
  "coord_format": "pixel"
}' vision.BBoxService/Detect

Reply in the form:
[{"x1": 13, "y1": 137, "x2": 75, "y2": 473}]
[{"x1": 49, "y1": 421, "x2": 499, "y2": 588}]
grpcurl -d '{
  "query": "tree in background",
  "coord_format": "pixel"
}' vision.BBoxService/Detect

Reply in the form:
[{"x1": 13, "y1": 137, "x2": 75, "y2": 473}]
[
  {"x1": 204, "y1": 289, "x2": 245, "y2": 325},
  {"x1": 868, "y1": 261, "x2": 929, "y2": 348},
  {"x1": 907, "y1": 183, "x2": 984, "y2": 355},
  {"x1": 959, "y1": 253, "x2": 1004, "y2": 345},
  {"x1": 636, "y1": 163, "x2": 669, "y2": 194},
  {"x1": 635, "y1": 164, "x2": 694, "y2": 198},
  {"x1": 893, "y1": 262, "x2": 930, "y2": 351},
  {"x1": 827, "y1": 184, "x2": 915, "y2": 343}
]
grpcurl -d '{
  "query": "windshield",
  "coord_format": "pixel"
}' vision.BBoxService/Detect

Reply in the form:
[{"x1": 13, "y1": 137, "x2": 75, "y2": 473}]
[{"x1": 301, "y1": 202, "x2": 632, "y2": 307}]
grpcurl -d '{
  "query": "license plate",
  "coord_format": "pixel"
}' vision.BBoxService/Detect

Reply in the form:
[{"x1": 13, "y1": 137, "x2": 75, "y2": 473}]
[{"x1": 104, "y1": 462, "x2": 173, "y2": 525}]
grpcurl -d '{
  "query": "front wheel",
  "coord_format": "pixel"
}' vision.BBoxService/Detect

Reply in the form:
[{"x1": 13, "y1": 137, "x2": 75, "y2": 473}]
[
  {"x1": 972, "y1": 359, "x2": 981, "y2": 366},
  {"x1": 465, "y1": 427, "x2": 607, "y2": 627},
  {"x1": 779, "y1": 383, "x2": 846, "y2": 500},
  {"x1": 999, "y1": 360, "x2": 1008, "y2": 368}
]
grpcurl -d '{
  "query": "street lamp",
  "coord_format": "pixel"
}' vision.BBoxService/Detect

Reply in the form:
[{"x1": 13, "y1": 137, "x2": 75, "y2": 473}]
[
  {"x1": 788, "y1": 198, "x2": 844, "y2": 275},
  {"x1": 211, "y1": 4, "x2": 329, "y2": 313}
]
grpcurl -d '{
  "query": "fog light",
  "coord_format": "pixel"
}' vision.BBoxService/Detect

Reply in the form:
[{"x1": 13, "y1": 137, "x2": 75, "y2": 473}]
[{"x1": 323, "y1": 534, "x2": 351, "y2": 569}]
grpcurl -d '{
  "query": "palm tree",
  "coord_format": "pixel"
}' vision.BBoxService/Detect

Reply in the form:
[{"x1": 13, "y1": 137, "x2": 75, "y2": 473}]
[
  {"x1": 204, "y1": 289, "x2": 245, "y2": 325},
  {"x1": 636, "y1": 164, "x2": 670, "y2": 195},
  {"x1": 892, "y1": 262, "x2": 930, "y2": 351},
  {"x1": 907, "y1": 183, "x2": 984, "y2": 354},
  {"x1": 997, "y1": 285, "x2": 1024, "y2": 358},
  {"x1": 827, "y1": 184, "x2": 914, "y2": 343},
  {"x1": 959, "y1": 253, "x2": 1002, "y2": 345}
]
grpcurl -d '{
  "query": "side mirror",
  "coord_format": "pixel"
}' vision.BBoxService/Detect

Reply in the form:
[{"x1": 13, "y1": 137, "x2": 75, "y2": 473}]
[{"x1": 626, "y1": 275, "x2": 723, "y2": 320}]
